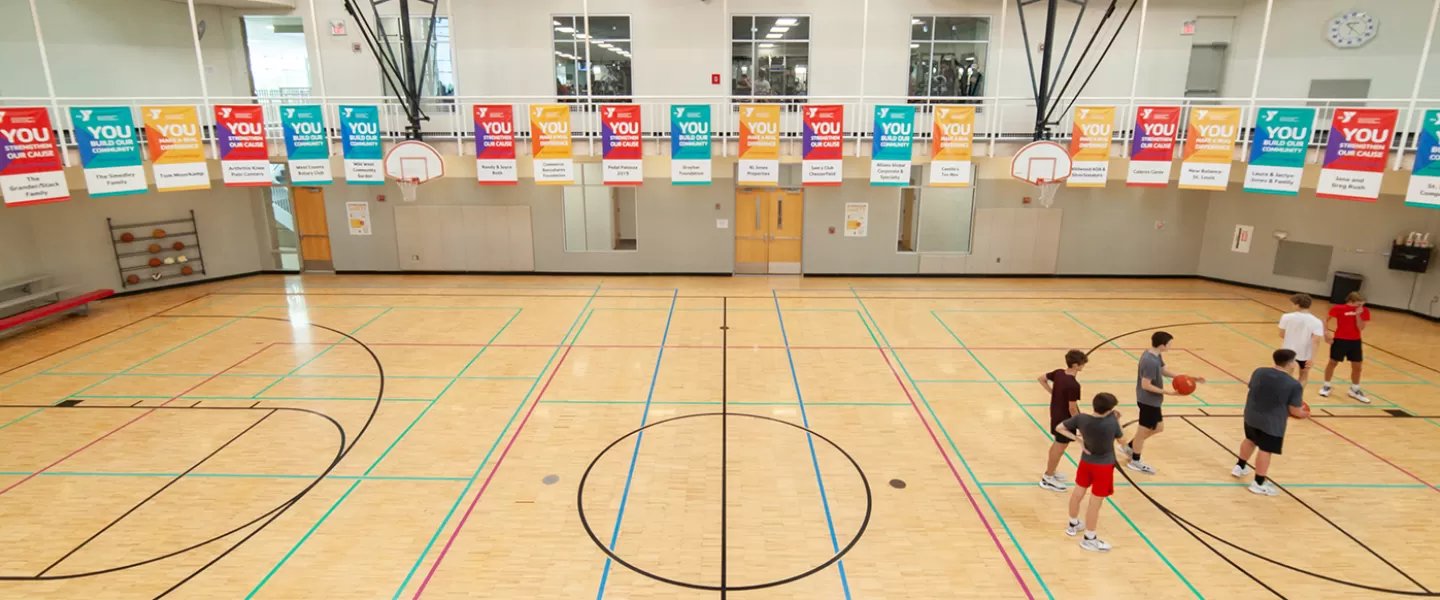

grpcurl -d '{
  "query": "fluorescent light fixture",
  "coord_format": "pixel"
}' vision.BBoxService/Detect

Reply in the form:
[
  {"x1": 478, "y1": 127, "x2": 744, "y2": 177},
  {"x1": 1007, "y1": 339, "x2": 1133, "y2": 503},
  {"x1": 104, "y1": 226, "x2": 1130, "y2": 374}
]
[
  {"x1": 553, "y1": 20, "x2": 562, "y2": 26},
  {"x1": 775, "y1": 18, "x2": 798, "y2": 26},
  {"x1": 770, "y1": 26, "x2": 790, "y2": 33},
  {"x1": 759, "y1": 43, "x2": 776, "y2": 48},
  {"x1": 575, "y1": 33, "x2": 588, "y2": 39},
  {"x1": 766, "y1": 33, "x2": 782, "y2": 39},
  {"x1": 912, "y1": 18, "x2": 924, "y2": 25},
  {"x1": 910, "y1": 43, "x2": 919, "y2": 48},
  {"x1": 556, "y1": 26, "x2": 575, "y2": 33}
]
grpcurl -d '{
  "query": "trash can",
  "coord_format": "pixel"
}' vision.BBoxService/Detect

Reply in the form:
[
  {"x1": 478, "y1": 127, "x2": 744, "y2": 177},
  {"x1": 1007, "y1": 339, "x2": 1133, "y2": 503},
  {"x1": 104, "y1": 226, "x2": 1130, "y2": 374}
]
[{"x1": 1331, "y1": 271, "x2": 1364, "y2": 305}]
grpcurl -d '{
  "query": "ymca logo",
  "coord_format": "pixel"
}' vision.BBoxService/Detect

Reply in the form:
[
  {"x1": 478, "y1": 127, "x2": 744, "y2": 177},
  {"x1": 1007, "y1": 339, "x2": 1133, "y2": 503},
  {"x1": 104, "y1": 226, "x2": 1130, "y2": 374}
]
[
  {"x1": 477, "y1": 107, "x2": 488, "y2": 117},
  {"x1": 879, "y1": 107, "x2": 889, "y2": 118},
  {"x1": 675, "y1": 107, "x2": 685, "y2": 118},
  {"x1": 938, "y1": 108, "x2": 949, "y2": 118},
  {"x1": 149, "y1": 109, "x2": 162, "y2": 120},
  {"x1": 807, "y1": 107, "x2": 818, "y2": 118},
  {"x1": 1340, "y1": 111, "x2": 1356, "y2": 123},
  {"x1": 1195, "y1": 109, "x2": 1209, "y2": 120},
  {"x1": 1432, "y1": 113, "x2": 1440, "y2": 126},
  {"x1": 220, "y1": 107, "x2": 232, "y2": 118},
  {"x1": 343, "y1": 108, "x2": 353, "y2": 117},
  {"x1": 1264, "y1": 110, "x2": 1277, "y2": 122},
  {"x1": 535, "y1": 107, "x2": 545, "y2": 118},
  {"x1": 284, "y1": 108, "x2": 294, "y2": 118},
  {"x1": 744, "y1": 107, "x2": 754, "y2": 117},
  {"x1": 1141, "y1": 108, "x2": 1153, "y2": 119},
  {"x1": 1078, "y1": 108, "x2": 1089, "y2": 119},
  {"x1": 78, "y1": 110, "x2": 93, "y2": 121}
]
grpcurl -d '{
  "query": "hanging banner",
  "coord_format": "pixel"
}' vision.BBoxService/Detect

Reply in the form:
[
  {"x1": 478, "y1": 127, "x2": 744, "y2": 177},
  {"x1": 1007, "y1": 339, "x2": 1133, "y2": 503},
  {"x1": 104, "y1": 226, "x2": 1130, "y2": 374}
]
[
  {"x1": 70, "y1": 106, "x2": 146, "y2": 198},
  {"x1": 930, "y1": 105, "x2": 975, "y2": 187},
  {"x1": 739, "y1": 104, "x2": 780, "y2": 186},
  {"x1": 1179, "y1": 106, "x2": 1241, "y2": 190},
  {"x1": 214, "y1": 105, "x2": 270, "y2": 187},
  {"x1": 844, "y1": 202, "x2": 869, "y2": 237},
  {"x1": 281, "y1": 105, "x2": 332, "y2": 186},
  {"x1": 530, "y1": 104, "x2": 573, "y2": 185},
  {"x1": 670, "y1": 104, "x2": 711, "y2": 185},
  {"x1": 871, "y1": 105, "x2": 914, "y2": 186},
  {"x1": 142, "y1": 105, "x2": 210, "y2": 192},
  {"x1": 1067, "y1": 106, "x2": 1114, "y2": 188},
  {"x1": 0, "y1": 107, "x2": 69, "y2": 206},
  {"x1": 346, "y1": 201, "x2": 372, "y2": 235},
  {"x1": 339, "y1": 105, "x2": 383, "y2": 185},
  {"x1": 1405, "y1": 109, "x2": 1440, "y2": 208},
  {"x1": 601, "y1": 104, "x2": 643, "y2": 185},
  {"x1": 802, "y1": 104, "x2": 843, "y2": 186},
  {"x1": 1317, "y1": 108, "x2": 1398, "y2": 202},
  {"x1": 474, "y1": 104, "x2": 517, "y2": 185},
  {"x1": 1244, "y1": 107, "x2": 1316, "y2": 196},
  {"x1": 1126, "y1": 106, "x2": 1181, "y2": 187}
]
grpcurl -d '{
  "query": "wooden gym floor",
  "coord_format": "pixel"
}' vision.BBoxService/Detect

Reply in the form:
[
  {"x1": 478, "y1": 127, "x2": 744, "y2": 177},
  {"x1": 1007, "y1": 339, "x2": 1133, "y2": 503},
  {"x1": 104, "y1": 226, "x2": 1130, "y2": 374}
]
[{"x1": 2, "y1": 274, "x2": 1440, "y2": 599}]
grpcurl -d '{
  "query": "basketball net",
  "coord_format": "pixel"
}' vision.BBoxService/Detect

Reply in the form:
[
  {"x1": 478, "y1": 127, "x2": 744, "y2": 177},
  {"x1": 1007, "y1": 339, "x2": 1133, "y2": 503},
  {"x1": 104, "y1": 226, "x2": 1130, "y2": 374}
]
[
  {"x1": 1036, "y1": 179, "x2": 1061, "y2": 208},
  {"x1": 398, "y1": 178, "x2": 420, "y2": 202}
]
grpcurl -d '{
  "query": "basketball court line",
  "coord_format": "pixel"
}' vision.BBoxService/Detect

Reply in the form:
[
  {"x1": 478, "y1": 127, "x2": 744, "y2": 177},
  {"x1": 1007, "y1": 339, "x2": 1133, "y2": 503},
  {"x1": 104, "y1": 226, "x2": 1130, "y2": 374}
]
[{"x1": 0, "y1": 292, "x2": 216, "y2": 379}]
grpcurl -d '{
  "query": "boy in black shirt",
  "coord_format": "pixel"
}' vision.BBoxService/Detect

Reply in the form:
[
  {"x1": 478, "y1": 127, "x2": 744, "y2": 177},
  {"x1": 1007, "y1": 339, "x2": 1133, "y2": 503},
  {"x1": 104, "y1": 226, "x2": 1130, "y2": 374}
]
[
  {"x1": 1058, "y1": 392, "x2": 1127, "y2": 552},
  {"x1": 1038, "y1": 350, "x2": 1088, "y2": 492},
  {"x1": 1232, "y1": 349, "x2": 1309, "y2": 496}
]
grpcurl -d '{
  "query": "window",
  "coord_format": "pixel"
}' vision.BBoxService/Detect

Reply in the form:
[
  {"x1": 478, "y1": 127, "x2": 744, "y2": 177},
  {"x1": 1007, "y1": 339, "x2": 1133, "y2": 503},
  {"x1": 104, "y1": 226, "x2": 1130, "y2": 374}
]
[
  {"x1": 909, "y1": 16, "x2": 988, "y2": 102},
  {"x1": 554, "y1": 16, "x2": 633, "y2": 100},
  {"x1": 732, "y1": 16, "x2": 809, "y2": 99},
  {"x1": 378, "y1": 17, "x2": 455, "y2": 98},
  {"x1": 562, "y1": 164, "x2": 638, "y2": 252},
  {"x1": 243, "y1": 16, "x2": 311, "y2": 98},
  {"x1": 896, "y1": 166, "x2": 975, "y2": 253}
]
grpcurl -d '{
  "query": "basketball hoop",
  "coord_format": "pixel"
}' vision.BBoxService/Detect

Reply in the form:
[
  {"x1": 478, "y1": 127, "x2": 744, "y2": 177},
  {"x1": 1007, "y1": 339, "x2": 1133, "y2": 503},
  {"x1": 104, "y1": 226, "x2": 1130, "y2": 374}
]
[
  {"x1": 384, "y1": 140, "x2": 444, "y2": 203},
  {"x1": 397, "y1": 178, "x2": 421, "y2": 202},
  {"x1": 1012, "y1": 141, "x2": 1073, "y2": 208},
  {"x1": 1035, "y1": 178, "x2": 1062, "y2": 208}
]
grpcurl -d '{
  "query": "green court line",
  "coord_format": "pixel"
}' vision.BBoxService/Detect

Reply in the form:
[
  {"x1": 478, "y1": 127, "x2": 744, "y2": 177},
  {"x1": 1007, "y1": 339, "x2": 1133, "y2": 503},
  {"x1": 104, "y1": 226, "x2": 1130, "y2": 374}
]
[
  {"x1": 925, "y1": 307, "x2": 1203, "y2": 599},
  {"x1": 1062, "y1": 311, "x2": 1213, "y2": 406},
  {"x1": 249, "y1": 307, "x2": 394, "y2": 399},
  {"x1": 852, "y1": 298, "x2": 1054, "y2": 599},
  {"x1": 980, "y1": 481, "x2": 1429, "y2": 489}
]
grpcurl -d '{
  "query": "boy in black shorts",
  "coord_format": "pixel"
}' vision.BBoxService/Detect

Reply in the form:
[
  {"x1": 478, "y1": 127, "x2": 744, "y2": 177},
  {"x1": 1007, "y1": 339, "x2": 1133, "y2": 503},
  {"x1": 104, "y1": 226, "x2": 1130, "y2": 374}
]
[
  {"x1": 1038, "y1": 350, "x2": 1088, "y2": 492},
  {"x1": 1232, "y1": 349, "x2": 1309, "y2": 496},
  {"x1": 1121, "y1": 331, "x2": 1204, "y2": 474},
  {"x1": 1058, "y1": 392, "x2": 1126, "y2": 552},
  {"x1": 1320, "y1": 291, "x2": 1371, "y2": 403}
]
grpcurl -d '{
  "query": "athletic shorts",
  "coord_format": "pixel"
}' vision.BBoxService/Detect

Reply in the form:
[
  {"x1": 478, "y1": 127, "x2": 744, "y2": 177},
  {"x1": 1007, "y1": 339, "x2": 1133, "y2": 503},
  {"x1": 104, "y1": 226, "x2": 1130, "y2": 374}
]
[
  {"x1": 1075, "y1": 460, "x2": 1115, "y2": 497},
  {"x1": 1244, "y1": 424, "x2": 1285, "y2": 455},
  {"x1": 1051, "y1": 422, "x2": 1072, "y2": 444},
  {"x1": 1138, "y1": 404, "x2": 1164, "y2": 429},
  {"x1": 1330, "y1": 339, "x2": 1364, "y2": 363},
  {"x1": 1296, "y1": 359, "x2": 1309, "y2": 370}
]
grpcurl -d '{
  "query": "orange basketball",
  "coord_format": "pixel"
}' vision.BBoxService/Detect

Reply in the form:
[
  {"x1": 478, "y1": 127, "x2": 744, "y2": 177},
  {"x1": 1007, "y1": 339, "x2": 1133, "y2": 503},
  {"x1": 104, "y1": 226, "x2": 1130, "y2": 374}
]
[
  {"x1": 1292, "y1": 401, "x2": 1311, "y2": 418},
  {"x1": 126, "y1": 274, "x2": 140, "y2": 285},
  {"x1": 149, "y1": 258, "x2": 162, "y2": 267},
  {"x1": 152, "y1": 228, "x2": 166, "y2": 238},
  {"x1": 1172, "y1": 375, "x2": 1197, "y2": 395},
  {"x1": 181, "y1": 266, "x2": 194, "y2": 276},
  {"x1": 120, "y1": 232, "x2": 135, "y2": 243},
  {"x1": 148, "y1": 243, "x2": 161, "y2": 254},
  {"x1": 172, "y1": 241, "x2": 185, "y2": 251}
]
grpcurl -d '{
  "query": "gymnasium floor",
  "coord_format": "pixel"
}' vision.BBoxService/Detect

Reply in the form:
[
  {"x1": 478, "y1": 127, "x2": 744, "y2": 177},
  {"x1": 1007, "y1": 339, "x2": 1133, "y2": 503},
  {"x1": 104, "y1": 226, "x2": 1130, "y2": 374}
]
[{"x1": 1, "y1": 275, "x2": 1439, "y2": 599}]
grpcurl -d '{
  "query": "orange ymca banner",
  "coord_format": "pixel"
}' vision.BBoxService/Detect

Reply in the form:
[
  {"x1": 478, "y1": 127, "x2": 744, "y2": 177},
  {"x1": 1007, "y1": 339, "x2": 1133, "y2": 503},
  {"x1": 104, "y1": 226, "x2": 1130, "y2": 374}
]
[{"x1": 739, "y1": 104, "x2": 780, "y2": 185}]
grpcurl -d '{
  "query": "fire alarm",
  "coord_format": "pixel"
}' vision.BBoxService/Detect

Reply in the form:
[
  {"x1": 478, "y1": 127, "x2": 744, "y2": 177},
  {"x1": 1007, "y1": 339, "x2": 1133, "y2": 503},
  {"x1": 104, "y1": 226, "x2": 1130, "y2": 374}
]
[
  {"x1": 712, "y1": 73, "x2": 721, "y2": 85},
  {"x1": 828, "y1": 226, "x2": 836, "y2": 234},
  {"x1": 377, "y1": 194, "x2": 386, "y2": 202},
  {"x1": 352, "y1": 42, "x2": 363, "y2": 53},
  {"x1": 1022, "y1": 196, "x2": 1032, "y2": 205}
]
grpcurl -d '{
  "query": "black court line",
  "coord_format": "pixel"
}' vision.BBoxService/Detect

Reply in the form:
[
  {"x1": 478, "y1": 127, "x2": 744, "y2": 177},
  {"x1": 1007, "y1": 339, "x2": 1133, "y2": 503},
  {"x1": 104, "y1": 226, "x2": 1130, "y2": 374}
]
[
  {"x1": 207, "y1": 290, "x2": 1248, "y2": 302},
  {"x1": 1179, "y1": 415, "x2": 1429, "y2": 592},
  {"x1": 720, "y1": 296, "x2": 728, "y2": 599},
  {"x1": 37, "y1": 409, "x2": 278, "y2": 577}
]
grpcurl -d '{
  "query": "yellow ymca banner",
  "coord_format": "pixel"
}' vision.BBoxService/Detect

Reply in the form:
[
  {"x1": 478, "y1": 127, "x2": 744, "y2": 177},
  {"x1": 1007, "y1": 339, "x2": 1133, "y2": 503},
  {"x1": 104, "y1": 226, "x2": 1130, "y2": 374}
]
[
  {"x1": 929, "y1": 105, "x2": 974, "y2": 187},
  {"x1": 1179, "y1": 106, "x2": 1241, "y2": 191},
  {"x1": 530, "y1": 104, "x2": 573, "y2": 185},
  {"x1": 738, "y1": 104, "x2": 780, "y2": 185},
  {"x1": 1067, "y1": 106, "x2": 1114, "y2": 187}
]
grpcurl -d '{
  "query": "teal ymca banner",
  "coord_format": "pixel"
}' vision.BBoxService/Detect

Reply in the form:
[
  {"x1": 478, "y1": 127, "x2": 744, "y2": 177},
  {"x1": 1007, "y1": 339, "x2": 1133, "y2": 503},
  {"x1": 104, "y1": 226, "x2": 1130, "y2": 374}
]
[
  {"x1": 282, "y1": 105, "x2": 332, "y2": 185},
  {"x1": 1243, "y1": 107, "x2": 1315, "y2": 195},
  {"x1": 670, "y1": 104, "x2": 711, "y2": 185},
  {"x1": 339, "y1": 105, "x2": 383, "y2": 185},
  {"x1": 871, "y1": 105, "x2": 914, "y2": 186},
  {"x1": 1406, "y1": 109, "x2": 1440, "y2": 209},
  {"x1": 70, "y1": 106, "x2": 147, "y2": 197}
]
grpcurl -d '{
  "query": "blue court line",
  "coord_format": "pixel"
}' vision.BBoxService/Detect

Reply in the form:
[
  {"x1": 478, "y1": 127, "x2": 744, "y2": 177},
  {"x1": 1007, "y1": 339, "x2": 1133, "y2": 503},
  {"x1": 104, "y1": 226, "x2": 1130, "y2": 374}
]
[
  {"x1": 770, "y1": 293, "x2": 853, "y2": 599},
  {"x1": 386, "y1": 288, "x2": 604, "y2": 599},
  {"x1": 1060, "y1": 311, "x2": 1214, "y2": 406},
  {"x1": 248, "y1": 307, "x2": 394, "y2": 399},
  {"x1": 925, "y1": 308, "x2": 1203, "y2": 599},
  {"x1": 245, "y1": 307, "x2": 524, "y2": 598},
  {"x1": 595, "y1": 290, "x2": 680, "y2": 600}
]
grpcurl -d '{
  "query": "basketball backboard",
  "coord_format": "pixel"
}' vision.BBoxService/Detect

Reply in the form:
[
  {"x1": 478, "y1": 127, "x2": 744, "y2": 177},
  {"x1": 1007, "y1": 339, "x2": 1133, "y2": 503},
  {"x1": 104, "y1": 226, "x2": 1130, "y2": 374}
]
[
  {"x1": 384, "y1": 140, "x2": 445, "y2": 183},
  {"x1": 1011, "y1": 141, "x2": 1072, "y2": 184}
]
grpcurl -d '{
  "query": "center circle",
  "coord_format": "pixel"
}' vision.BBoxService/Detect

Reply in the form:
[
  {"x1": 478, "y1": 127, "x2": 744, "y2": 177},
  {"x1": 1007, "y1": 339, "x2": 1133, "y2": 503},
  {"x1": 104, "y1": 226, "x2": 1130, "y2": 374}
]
[{"x1": 576, "y1": 411, "x2": 872, "y2": 592}]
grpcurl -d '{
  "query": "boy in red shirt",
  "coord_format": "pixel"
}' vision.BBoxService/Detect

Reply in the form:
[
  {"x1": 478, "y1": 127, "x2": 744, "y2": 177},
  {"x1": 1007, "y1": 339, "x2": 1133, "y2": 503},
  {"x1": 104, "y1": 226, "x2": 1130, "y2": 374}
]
[
  {"x1": 1320, "y1": 291, "x2": 1371, "y2": 403},
  {"x1": 1037, "y1": 350, "x2": 1088, "y2": 492}
]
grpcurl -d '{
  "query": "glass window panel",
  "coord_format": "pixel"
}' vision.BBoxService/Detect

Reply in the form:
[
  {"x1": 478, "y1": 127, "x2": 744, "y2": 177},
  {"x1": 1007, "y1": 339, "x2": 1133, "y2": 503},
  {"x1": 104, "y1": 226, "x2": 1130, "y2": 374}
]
[
  {"x1": 732, "y1": 42, "x2": 755, "y2": 95},
  {"x1": 553, "y1": 16, "x2": 577, "y2": 39},
  {"x1": 910, "y1": 17, "x2": 933, "y2": 41},
  {"x1": 587, "y1": 16, "x2": 630, "y2": 40},
  {"x1": 934, "y1": 16, "x2": 988, "y2": 41},
  {"x1": 928, "y1": 42, "x2": 986, "y2": 98},
  {"x1": 590, "y1": 40, "x2": 632, "y2": 97},
  {"x1": 908, "y1": 42, "x2": 932, "y2": 97},
  {"x1": 732, "y1": 16, "x2": 755, "y2": 40},
  {"x1": 554, "y1": 41, "x2": 584, "y2": 97},
  {"x1": 753, "y1": 42, "x2": 808, "y2": 96},
  {"x1": 754, "y1": 16, "x2": 809, "y2": 41}
]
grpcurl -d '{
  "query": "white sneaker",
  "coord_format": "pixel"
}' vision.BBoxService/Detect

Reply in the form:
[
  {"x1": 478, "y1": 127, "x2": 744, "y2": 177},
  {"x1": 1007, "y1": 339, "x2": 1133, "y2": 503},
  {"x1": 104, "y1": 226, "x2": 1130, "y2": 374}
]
[
  {"x1": 1065, "y1": 520, "x2": 1084, "y2": 536},
  {"x1": 1118, "y1": 444, "x2": 1134, "y2": 459},
  {"x1": 1318, "y1": 384, "x2": 1332, "y2": 398},
  {"x1": 1231, "y1": 464, "x2": 1252, "y2": 478},
  {"x1": 1051, "y1": 472, "x2": 1069, "y2": 483},
  {"x1": 1079, "y1": 536, "x2": 1112, "y2": 552},
  {"x1": 1348, "y1": 388, "x2": 1371, "y2": 404},
  {"x1": 1248, "y1": 482, "x2": 1279, "y2": 496},
  {"x1": 1039, "y1": 475, "x2": 1068, "y2": 492},
  {"x1": 1127, "y1": 460, "x2": 1156, "y2": 475}
]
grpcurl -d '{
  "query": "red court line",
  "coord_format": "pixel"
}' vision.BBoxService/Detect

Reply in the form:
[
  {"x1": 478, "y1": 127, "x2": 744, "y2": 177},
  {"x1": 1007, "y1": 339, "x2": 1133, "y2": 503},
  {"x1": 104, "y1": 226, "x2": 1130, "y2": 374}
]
[
  {"x1": 1180, "y1": 349, "x2": 1249, "y2": 384},
  {"x1": 1309, "y1": 419, "x2": 1440, "y2": 493},
  {"x1": 410, "y1": 345, "x2": 575, "y2": 598},
  {"x1": 871, "y1": 347, "x2": 1036, "y2": 599},
  {"x1": 0, "y1": 343, "x2": 274, "y2": 497}
]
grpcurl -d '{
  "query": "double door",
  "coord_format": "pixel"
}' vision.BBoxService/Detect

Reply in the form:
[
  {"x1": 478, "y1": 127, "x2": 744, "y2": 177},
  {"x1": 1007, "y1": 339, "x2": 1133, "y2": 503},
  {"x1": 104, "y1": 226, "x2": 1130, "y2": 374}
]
[{"x1": 735, "y1": 189, "x2": 803, "y2": 274}]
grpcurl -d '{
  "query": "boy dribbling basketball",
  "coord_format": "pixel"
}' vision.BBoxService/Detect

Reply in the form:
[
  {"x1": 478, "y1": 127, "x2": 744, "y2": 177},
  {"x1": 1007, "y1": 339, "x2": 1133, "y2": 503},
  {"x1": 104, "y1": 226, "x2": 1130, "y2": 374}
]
[
  {"x1": 1059, "y1": 392, "x2": 1126, "y2": 552},
  {"x1": 1121, "y1": 331, "x2": 1204, "y2": 474},
  {"x1": 1038, "y1": 350, "x2": 1088, "y2": 492},
  {"x1": 1320, "y1": 291, "x2": 1371, "y2": 403},
  {"x1": 1232, "y1": 349, "x2": 1310, "y2": 496},
  {"x1": 1278, "y1": 294, "x2": 1325, "y2": 390}
]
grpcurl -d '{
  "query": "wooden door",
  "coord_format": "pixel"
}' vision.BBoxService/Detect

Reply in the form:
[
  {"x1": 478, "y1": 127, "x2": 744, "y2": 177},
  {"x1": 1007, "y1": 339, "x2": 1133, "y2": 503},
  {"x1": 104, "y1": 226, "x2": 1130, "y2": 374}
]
[
  {"x1": 734, "y1": 189, "x2": 768, "y2": 274},
  {"x1": 767, "y1": 190, "x2": 803, "y2": 274},
  {"x1": 291, "y1": 187, "x2": 333, "y2": 271}
]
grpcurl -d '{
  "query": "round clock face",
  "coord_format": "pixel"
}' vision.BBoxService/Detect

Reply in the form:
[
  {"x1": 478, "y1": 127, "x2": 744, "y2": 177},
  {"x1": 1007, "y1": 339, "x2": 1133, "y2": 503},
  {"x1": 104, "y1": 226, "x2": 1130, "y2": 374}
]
[{"x1": 1327, "y1": 10, "x2": 1378, "y2": 48}]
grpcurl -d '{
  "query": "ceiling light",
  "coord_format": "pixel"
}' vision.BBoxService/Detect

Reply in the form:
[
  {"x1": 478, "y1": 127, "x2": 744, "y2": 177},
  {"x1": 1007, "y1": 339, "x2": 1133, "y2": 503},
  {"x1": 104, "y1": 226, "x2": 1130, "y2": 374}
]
[
  {"x1": 770, "y1": 26, "x2": 790, "y2": 33},
  {"x1": 910, "y1": 43, "x2": 919, "y2": 48},
  {"x1": 575, "y1": 33, "x2": 588, "y2": 39},
  {"x1": 553, "y1": 20, "x2": 561, "y2": 26},
  {"x1": 775, "y1": 18, "x2": 798, "y2": 26},
  {"x1": 912, "y1": 18, "x2": 924, "y2": 25},
  {"x1": 556, "y1": 26, "x2": 575, "y2": 33},
  {"x1": 766, "y1": 33, "x2": 782, "y2": 39},
  {"x1": 759, "y1": 43, "x2": 776, "y2": 48}
]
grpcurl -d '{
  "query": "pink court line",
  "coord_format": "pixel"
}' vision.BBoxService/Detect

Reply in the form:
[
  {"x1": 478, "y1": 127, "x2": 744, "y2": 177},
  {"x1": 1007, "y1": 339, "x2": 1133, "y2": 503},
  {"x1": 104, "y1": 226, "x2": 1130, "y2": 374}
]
[
  {"x1": 0, "y1": 343, "x2": 275, "y2": 497},
  {"x1": 1180, "y1": 349, "x2": 1248, "y2": 384},
  {"x1": 1309, "y1": 419, "x2": 1440, "y2": 493},
  {"x1": 871, "y1": 347, "x2": 1036, "y2": 599},
  {"x1": 411, "y1": 344, "x2": 575, "y2": 598}
]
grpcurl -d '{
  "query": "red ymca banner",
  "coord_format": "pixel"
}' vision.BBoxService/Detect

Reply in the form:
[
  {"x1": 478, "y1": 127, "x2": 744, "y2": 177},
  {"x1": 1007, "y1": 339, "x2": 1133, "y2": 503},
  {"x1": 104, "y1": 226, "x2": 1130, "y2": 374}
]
[
  {"x1": 474, "y1": 104, "x2": 517, "y2": 185},
  {"x1": 0, "y1": 107, "x2": 70, "y2": 206},
  {"x1": 601, "y1": 104, "x2": 643, "y2": 185},
  {"x1": 214, "y1": 105, "x2": 271, "y2": 187},
  {"x1": 1317, "y1": 108, "x2": 1399, "y2": 202},
  {"x1": 802, "y1": 104, "x2": 844, "y2": 186},
  {"x1": 1126, "y1": 106, "x2": 1182, "y2": 187}
]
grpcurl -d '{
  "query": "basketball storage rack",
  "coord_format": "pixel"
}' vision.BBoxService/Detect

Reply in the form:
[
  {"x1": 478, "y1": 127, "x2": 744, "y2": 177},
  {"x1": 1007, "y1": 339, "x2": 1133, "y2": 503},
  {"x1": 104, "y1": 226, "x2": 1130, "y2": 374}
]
[{"x1": 107, "y1": 209, "x2": 207, "y2": 289}]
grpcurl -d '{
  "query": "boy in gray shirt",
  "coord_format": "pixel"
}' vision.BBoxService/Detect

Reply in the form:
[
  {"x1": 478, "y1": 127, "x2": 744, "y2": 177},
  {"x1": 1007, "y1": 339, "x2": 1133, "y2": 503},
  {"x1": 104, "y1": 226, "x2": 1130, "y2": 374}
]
[
  {"x1": 1231, "y1": 349, "x2": 1309, "y2": 496},
  {"x1": 1121, "y1": 331, "x2": 1205, "y2": 475},
  {"x1": 1058, "y1": 392, "x2": 1127, "y2": 552}
]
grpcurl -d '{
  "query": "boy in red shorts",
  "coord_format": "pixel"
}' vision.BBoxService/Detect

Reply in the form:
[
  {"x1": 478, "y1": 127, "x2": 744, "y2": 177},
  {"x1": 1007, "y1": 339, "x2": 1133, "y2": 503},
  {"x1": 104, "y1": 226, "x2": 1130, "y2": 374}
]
[
  {"x1": 1038, "y1": 350, "x2": 1088, "y2": 492},
  {"x1": 1058, "y1": 392, "x2": 1126, "y2": 552},
  {"x1": 1320, "y1": 291, "x2": 1371, "y2": 403}
]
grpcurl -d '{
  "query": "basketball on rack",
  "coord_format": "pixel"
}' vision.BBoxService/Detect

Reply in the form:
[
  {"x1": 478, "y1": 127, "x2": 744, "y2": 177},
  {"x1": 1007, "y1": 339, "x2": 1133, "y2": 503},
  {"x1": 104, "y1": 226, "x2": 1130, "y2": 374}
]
[
  {"x1": 173, "y1": 241, "x2": 185, "y2": 251},
  {"x1": 152, "y1": 228, "x2": 166, "y2": 238},
  {"x1": 120, "y1": 232, "x2": 135, "y2": 243},
  {"x1": 126, "y1": 274, "x2": 140, "y2": 285},
  {"x1": 148, "y1": 244, "x2": 161, "y2": 254},
  {"x1": 181, "y1": 266, "x2": 194, "y2": 276},
  {"x1": 149, "y1": 258, "x2": 162, "y2": 267}
]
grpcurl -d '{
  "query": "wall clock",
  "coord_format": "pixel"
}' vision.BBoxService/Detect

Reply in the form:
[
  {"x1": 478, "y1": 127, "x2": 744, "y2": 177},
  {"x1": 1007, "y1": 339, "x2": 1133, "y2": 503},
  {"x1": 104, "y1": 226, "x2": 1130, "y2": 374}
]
[{"x1": 1327, "y1": 10, "x2": 1378, "y2": 48}]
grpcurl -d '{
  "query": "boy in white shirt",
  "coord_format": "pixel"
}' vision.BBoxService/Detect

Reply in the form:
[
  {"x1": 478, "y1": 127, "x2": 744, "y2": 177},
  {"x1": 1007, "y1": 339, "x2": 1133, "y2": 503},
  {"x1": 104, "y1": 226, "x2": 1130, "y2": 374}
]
[{"x1": 1278, "y1": 294, "x2": 1326, "y2": 389}]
